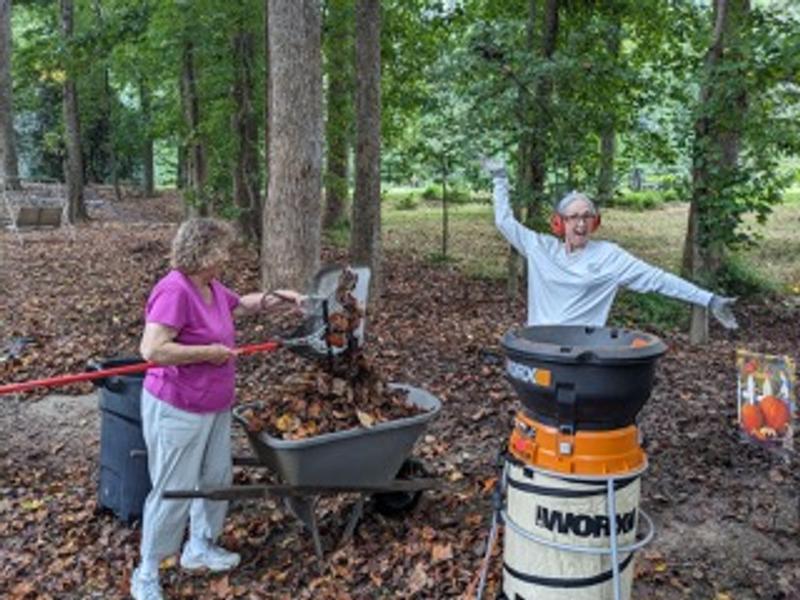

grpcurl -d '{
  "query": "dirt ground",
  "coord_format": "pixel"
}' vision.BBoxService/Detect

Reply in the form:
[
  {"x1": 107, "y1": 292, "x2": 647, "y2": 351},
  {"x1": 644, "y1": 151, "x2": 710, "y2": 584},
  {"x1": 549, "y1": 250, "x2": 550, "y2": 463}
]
[{"x1": 1, "y1": 188, "x2": 798, "y2": 599}]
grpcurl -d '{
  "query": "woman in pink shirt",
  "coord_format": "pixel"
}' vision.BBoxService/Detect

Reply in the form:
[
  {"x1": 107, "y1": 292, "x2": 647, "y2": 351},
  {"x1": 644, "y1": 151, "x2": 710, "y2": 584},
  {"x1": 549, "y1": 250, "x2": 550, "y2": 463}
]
[{"x1": 130, "y1": 218, "x2": 303, "y2": 600}]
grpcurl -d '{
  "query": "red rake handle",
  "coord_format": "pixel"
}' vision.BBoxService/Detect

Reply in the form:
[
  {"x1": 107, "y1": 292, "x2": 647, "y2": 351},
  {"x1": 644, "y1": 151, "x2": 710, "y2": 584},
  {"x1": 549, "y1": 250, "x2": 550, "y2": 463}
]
[{"x1": 0, "y1": 341, "x2": 282, "y2": 395}]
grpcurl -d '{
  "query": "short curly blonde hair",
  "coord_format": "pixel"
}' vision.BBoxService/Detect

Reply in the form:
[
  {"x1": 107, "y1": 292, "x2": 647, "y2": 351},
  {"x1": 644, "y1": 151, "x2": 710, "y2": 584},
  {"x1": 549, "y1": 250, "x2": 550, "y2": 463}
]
[{"x1": 170, "y1": 217, "x2": 234, "y2": 274}]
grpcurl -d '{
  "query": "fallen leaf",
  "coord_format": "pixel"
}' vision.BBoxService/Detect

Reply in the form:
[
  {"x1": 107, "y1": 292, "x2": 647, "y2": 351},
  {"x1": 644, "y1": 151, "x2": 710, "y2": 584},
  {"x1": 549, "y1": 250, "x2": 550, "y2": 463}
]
[
  {"x1": 431, "y1": 543, "x2": 453, "y2": 563},
  {"x1": 356, "y1": 409, "x2": 375, "y2": 428}
]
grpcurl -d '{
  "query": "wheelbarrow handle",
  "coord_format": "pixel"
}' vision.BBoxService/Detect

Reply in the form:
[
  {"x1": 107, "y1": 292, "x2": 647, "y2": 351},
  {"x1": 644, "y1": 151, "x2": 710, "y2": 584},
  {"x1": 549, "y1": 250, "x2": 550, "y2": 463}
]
[
  {"x1": 163, "y1": 478, "x2": 444, "y2": 501},
  {"x1": 0, "y1": 341, "x2": 282, "y2": 395}
]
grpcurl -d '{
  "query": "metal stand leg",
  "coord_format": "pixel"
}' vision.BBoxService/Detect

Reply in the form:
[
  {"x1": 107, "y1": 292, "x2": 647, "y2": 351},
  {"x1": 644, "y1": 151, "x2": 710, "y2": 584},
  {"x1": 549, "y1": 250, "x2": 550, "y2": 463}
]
[
  {"x1": 285, "y1": 496, "x2": 325, "y2": 563},
  {"x1": 339, "y1": 498, "x2": 364, "y2": 545},
  {"x1": 607, "y1": 477, "x2": 622, "y2": 600}
]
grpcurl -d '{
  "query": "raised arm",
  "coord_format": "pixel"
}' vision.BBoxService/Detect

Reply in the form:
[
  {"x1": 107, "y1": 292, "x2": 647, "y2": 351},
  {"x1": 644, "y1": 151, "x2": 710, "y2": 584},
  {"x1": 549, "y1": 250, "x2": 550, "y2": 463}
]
[{"x1": 483, "y1": 159, "x2": 536, "y2": 256}]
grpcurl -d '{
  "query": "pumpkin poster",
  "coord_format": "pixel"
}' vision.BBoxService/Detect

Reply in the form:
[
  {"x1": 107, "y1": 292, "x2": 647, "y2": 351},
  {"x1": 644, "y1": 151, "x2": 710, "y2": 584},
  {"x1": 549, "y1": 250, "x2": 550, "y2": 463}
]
[{"x1": 736, "y1": 349, "x2": 796, "y2": 453}]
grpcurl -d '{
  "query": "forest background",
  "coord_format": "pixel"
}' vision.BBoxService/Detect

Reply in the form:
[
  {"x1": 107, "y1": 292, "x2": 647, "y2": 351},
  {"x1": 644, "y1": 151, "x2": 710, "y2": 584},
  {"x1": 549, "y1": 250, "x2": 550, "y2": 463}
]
[
  {"x1": 1, "y1": 1, "x2": 800, "y2": 598},
  {"x1": 2, "y1": 0, "x2": 799, "y2": 340}
]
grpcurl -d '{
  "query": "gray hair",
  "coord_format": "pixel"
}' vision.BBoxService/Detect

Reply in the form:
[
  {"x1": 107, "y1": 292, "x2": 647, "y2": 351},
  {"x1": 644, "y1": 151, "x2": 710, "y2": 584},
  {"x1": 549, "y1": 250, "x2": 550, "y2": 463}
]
[
  {"x1": 556, "y1": 191, "x2": 597, "y2": 216},
  {"x1": 170, "y1": 217, "x2": 234, "y2": 274}
]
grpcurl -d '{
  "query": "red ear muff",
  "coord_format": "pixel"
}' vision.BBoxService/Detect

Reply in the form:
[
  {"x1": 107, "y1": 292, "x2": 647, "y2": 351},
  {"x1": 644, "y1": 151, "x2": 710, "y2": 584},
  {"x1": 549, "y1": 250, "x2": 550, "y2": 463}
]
[
  {"x1": 550, "y1": 213, "x2": 565, "y2": 237},
  {"x1": 590, "y1": 212, "x2": 601, "y2": 232}
]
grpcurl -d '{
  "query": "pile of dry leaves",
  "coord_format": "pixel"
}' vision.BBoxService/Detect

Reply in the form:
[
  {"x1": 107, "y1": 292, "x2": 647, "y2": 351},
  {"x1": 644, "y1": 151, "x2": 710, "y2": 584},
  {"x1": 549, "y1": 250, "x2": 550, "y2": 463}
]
[{"x1": 239, "y1": 355, "x2": 423, "y2": 440}]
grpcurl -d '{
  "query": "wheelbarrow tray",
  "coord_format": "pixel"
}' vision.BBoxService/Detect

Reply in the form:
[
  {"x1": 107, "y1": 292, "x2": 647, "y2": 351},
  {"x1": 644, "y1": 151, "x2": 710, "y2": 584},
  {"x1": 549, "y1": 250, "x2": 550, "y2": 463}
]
[{"x1": 232, "y1": 383, "x2": 440, "y2": 487}]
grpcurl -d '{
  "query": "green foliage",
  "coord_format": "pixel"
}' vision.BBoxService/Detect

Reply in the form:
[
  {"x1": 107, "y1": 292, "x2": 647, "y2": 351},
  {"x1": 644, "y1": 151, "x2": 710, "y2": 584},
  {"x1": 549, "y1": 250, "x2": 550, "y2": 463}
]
[
  {"x1": 419, "y1": 183, "x2": 473, "y2": 204},
  {"x1": 394, "y1": 193, "x2": 419, "y2": 211},
  {"x1": 323, "y1": 220, "x2": 351, "y2": 248},
  {"x1": 607, "y1": 190, "x2": 677, "y2": 211},
  {"x1": 608, "y1": 290, "x2": 689, "y2": 333},
  {"x1": 421, "y1": 184, "x2": 439, "y2": 201},
  {"x1": 783, "y1": 189, "x2": 800, "y2": 204},
  {"x1": 425, "y1": 251, "x2": 458, "y2": 265},
  {"x1": 715, "y1": 254, "x2": 779, "y2": 299}
]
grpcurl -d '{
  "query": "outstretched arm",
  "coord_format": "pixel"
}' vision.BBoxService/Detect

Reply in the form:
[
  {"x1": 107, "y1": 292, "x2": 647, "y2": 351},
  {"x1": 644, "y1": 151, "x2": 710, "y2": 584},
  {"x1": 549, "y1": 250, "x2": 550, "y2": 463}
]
[{"x1": 615, "y1": 248, "x2": 738, "y2": 329}]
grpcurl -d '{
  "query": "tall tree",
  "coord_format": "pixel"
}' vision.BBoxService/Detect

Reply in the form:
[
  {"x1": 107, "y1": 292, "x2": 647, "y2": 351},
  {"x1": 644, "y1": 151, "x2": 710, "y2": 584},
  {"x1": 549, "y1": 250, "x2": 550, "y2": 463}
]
[
  {"x1": 596, "y1": 7, "x2": 623, "y2": 205},
  {"x1": 231, "y1": 8, "x2": 261, "y2": 242},
  {"x1": 180, "y1": 38, "x2": 208, "y2": 216},
  {"x1": 0, "y1": 0, "x2": 20, "y2": 189},
  {"x1": 322, "y1": 0, "x2": 354, "y2": 231},
  {"x1": 350, "y1": 0, "x2": 382, "y2": 297},
  {"x1": 684, "y1": 0, "x2": 749, "y2": 344},
  {"x1": 139, "y1": 80, "x2": 155, "y2": 197},
  {"x1": 508, "y1": 0, "x2": 538, "y2": 298},
  {"x1": 526, "y1": 0, "x2": 559, "y2": 228},
  {"x1": 61, "y1": 0, "x2": 87, "y2": 222},
  {"x1": 262, "y1": 0, "x2": 323, "y2": 290}
]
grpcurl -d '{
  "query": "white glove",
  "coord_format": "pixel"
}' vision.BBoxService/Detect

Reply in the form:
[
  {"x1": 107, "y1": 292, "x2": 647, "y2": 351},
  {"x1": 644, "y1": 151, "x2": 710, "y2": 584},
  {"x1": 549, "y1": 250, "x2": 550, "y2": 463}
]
[
  {"x1": 479, "y1": 156, "x2": 507, "y2": 179},
  {"x1": 709, "y1": 295, "x2": 738, "y2": 330}
]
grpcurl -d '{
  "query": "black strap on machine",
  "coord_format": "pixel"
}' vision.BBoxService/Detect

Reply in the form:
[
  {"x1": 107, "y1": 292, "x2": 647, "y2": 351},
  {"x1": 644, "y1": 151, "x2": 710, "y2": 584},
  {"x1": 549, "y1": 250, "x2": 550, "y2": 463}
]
[
  {"x1": 556, "y1": 385, "x2": 577, "y2": 436},
  {"x1": 505, "y1": 474, "x2": 637, "y2": 498},
  {"x1": 503, "y1": 551, "x2": 634, "y2": 590}
]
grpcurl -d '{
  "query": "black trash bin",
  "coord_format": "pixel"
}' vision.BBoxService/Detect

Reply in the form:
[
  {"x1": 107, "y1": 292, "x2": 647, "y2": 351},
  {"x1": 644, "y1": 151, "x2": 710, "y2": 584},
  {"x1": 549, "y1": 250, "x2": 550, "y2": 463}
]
[{"x1": 91, "y1": 358, "x2": 151, "y2": 524}]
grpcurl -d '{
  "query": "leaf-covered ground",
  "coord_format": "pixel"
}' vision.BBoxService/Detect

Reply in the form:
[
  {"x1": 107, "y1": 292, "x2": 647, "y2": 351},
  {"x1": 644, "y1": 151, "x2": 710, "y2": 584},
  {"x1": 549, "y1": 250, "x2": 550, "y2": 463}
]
[{"x1": 1, "y1": 189, "x2": 798, "y2": 599}]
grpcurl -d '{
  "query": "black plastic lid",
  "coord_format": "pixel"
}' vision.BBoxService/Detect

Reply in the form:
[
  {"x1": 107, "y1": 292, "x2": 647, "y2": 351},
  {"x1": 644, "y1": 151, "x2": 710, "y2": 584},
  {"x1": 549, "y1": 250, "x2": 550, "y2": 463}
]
[{"x1": 501, "y1": 325, "x2": 667, "y2": 366}]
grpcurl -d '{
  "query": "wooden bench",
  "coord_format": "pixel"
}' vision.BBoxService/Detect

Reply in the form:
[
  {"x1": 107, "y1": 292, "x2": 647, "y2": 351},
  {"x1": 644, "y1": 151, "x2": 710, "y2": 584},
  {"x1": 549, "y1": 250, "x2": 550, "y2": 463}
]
[
  {"x1": 1, "y1": 180, "x2": 74, "y2": 244},
  {"x1": 16, "y1": 206, "x2": 65, "y2": 228}
]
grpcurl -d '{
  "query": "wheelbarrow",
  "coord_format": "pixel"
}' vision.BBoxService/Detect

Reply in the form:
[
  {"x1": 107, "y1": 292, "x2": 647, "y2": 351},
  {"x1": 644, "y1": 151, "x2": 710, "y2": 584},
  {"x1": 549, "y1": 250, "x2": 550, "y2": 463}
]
[{"x1": 163, "y1": 383, "x2": 442, "y2": 561}]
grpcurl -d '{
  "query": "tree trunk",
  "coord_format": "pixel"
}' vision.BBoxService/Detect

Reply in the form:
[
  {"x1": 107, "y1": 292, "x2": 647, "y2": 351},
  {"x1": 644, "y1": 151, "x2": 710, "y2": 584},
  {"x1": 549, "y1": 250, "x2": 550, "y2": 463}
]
[
  {"x1": 263, "y1": 0, "x2": 270, "y2": 192},
  {"x1": 140, "y1": 81, "x2": 155, "y2": 197},
  {"x1": 507, "y1": 0, "x2": 538, "y2": 299},
  {"x1": 526, "y1": 0, "x2": 558, "y2": 229},
  {"x1": 0, "y1": 0, "x2": 20, "y2": 190},
  {"x1": 440, "y1": 163, "x2": 448, "y2": 259},
  {"x1": 180, "y1": 39, "x2": 207, "y2": 216},
  {"x1": 597, "y1": 128, "x2": 616, "y2": 205},
  {"x1": 322, "y1": 0, "x2": 353, "y2": 231},
  {"x1": 262, "y1": 0, "x2": 323, "y2": 291},
  {"x1": 232, "y1": 28, "x2": 262, "y2": 243},
  {"x1": 597, "y1": 12, "x2": 622, "y2": 206},
  {"x1": 61, "y1": 0, "x2": 87, "y2": 222},
  {"x1": 350, "y1": 0, "x2": 382, "y2": 298},
  {"x1": 684, "y1": 0, "x2": 749, "y2": 344}
]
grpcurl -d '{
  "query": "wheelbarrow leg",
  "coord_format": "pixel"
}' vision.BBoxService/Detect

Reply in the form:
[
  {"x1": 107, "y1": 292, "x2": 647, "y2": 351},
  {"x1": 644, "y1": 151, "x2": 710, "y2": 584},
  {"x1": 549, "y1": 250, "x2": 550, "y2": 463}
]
[
  {"x1": 339, "y1": 498, "x2": 364, "y2": 546},
  {"x1": 285, "y1": 495, "x2": 324, "y2": 563}
]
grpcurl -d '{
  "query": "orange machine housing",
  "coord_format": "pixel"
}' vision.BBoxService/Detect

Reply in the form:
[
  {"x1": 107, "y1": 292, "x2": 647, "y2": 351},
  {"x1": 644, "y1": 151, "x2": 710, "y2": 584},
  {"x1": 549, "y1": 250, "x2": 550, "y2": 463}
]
[{"x1": 509, "y1": 410, "x2": 646, "y2": 476}]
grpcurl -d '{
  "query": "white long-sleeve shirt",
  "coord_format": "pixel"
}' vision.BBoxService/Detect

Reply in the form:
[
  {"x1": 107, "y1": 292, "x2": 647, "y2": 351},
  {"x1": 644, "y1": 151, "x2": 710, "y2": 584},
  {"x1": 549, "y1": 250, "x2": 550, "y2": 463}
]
[{"x1": 492, "y1": 175, "x2": 713, "y2": 326}]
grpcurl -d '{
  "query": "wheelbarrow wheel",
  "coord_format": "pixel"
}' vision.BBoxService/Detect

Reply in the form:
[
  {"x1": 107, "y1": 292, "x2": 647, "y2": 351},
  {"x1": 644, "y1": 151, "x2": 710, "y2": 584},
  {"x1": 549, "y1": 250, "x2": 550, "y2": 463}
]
[{"x1": 373, "y1": 458, "x2": 428, "y2": 517}]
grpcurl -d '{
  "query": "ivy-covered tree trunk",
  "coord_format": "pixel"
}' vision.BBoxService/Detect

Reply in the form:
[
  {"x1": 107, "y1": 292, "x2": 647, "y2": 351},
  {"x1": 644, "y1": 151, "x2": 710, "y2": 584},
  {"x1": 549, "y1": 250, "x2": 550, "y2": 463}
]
[
  {"x1": 232, "y1": 27, "x2": 262, "y2": 242},
  {"x1": 262, "y1": 0, "x2": 323, "y2": 291},
  {"x1": 351, "y1": 0, "x2": 382, "y2": 298},
  {"x1": 139, "y1": 81, "x2": 155, "y2": 197},
  {"x1": 0, "y1": 0, "x2": 20, "y2": 190},
  {"x1": 684, "y1": 0, "x2": 749, "y2": 344},
  {"x1": 61, "y1": 0, "x2": 87, "y2": 222},
  {"x1": 322, "y1": 0, "x2": 353, "y2": 231},
  {"x1": 180, "y1": 39, "x2": 207, "y2": 217}
]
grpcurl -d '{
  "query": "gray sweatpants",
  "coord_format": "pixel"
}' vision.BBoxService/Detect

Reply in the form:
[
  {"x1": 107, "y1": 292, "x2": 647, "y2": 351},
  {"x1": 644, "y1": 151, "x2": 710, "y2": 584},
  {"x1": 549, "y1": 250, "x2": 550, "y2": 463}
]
[{"x1": 139, "y1": 388, "x2": 233, "y2": 562}]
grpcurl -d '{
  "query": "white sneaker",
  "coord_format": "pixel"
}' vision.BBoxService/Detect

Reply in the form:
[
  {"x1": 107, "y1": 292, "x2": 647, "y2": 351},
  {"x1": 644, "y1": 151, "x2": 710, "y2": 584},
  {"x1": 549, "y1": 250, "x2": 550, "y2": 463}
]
[
  {"x1": 130, "y1": 567, "x2": 163, "y2": 600},
  {"x1": 180, "y1": 542, "x2": 241, "y2": 572}
]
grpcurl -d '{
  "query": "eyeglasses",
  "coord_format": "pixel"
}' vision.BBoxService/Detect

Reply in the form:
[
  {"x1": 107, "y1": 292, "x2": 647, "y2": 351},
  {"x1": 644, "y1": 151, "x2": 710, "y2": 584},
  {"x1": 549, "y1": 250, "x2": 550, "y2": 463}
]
[{"x1": 562, "y1": 213, "x2": 596, "y2": 224}]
